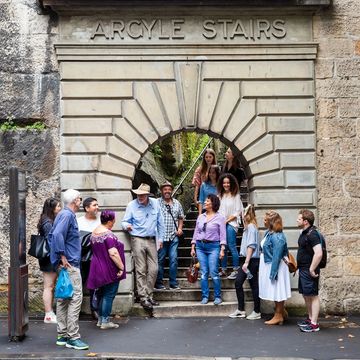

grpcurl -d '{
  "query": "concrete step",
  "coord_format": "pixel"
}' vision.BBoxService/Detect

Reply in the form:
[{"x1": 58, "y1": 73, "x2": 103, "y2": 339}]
[
  {"x1": 159, "y1": 277, "x2": 247, "y2": 289},
  {"x1": 130, "y1": 300, "x2": 273, "y2": 318},
  {"x1": 164, "y1": 267, "x2": 237, "y2": 278}
]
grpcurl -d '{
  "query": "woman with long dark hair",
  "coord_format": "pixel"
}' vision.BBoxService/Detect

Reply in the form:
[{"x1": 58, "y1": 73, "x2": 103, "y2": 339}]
[
  {"x1": 217, "y1": 173, "x2": 244, "y2": 280},
  {"x1": 222, "y1": 148, "x2": 246, "y2": 187},
  {"x1": 37, "y1": 197, "x2": 61, "y2": 324},
  {"x1": 198, "y1": 165, "x2": 220, "y2": 215}
]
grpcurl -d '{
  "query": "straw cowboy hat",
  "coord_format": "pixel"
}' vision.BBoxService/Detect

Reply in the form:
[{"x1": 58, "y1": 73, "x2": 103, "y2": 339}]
[{"x1": 132, "y1": 183, "x2": 151, "y2": 195}]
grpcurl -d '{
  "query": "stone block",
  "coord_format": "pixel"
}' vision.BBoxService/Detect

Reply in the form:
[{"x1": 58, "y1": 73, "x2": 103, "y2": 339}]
[
  {"x1": 242, "y1": 80, "x2": 314, "y2": 97},
  {"x1": 318, "y1": 198, "x2": 360, "y2": 218},
  {"x1": 256, "y1": 208, "x2": 310, "y2": 229},
  {"x1": 267, "y1": 116, "x2": 315, "y2": 132},
  {"x1": 275, "y1": 134, "x2": 315, "y2": 151},
  {"x1": 317, "y1": 139, "x2": 340, "y2": 157},
  {"x1": 203, "y1": 61, "x2": 313, "y2": 80},
  {"x1": 96, "y1": 173, "x2": 132, "y2": 190},
  {"x1": 223, "y1": 99, "x2": 256, "y2": 142},
  {"x1": 344, "y1": 178, "x2": 360, "y2": 198},
  {"x1": 62, "y1": 136, "x2": 107, "y2": 154},
  {"x1": 60, "y1": 61, "x2": 175, "y2": 80},
  {"x1": 235, "y1": 116, "x2": 266, "y2": 151},
  {"x1": 316, "y1": 98, "x2": 337, "y2": 118},
  {"x1": 317, "y1": 176, "x2": 343, "y2": 198},
  {"x1": 316, "y1": 78, "x2": 360, "y2": 98},
  {"x1": 242, "y1": 134, "x2": 273, "y2": 162},
  {"x1": 61, "y1": 173, "x2": 96, "y2": 190},
  {"x1": 62, "y1": 99, "x2": 122, "y2": 117},
  {"x1": 84, "y1": 191, "x2": 132, "y2": 208},
  {"x1": 317, "y1": 118, "x2": 357, "y2": 139},
  {"x1": 285, "y1": 170, "x2": 316, "y2": 187},
  {"x1": 253, "y1": 190, "x2": 315, "y2": 207},
  {"x1": 281, "y1": 153, "x2": 316, "y2": 168},
  {"x1": 156, "y1": 82, "x2": 182, "y2": 131},
  {"x1": 99, "y1": 155, "x2": 135, "y2": 178},
  {"x1": 338, "y1": 98, "x2": 360, "y2": 118},
  {"x1": 321, "y1": 255, "x2": 343, "y2": 278},
  {"x1": 315, "y1": 58, "x2": 334, "y2": 79},
  {"x1": 108, "y1": 136, "x2": 141, "y2": 164},
  {"x1": 336, "y1": 59, "x2": 360, "y2": 78},
  {"x1": 113, "y1": 117, "x2": 149, "y2": 155},
  {"x1": 339, "y1": 138, "x2": 360, "y2": 156},
  {"x1": 249, "y1": 171, "x2": 285, "y2": 189},
  {"x1": 318, "y1": 156, "x2": 356, "y2": 177},
  {"x1": 134, "y1": 82, "x2": 171, "y2": 137},
  {"x1": 339, "y1": 216, "x2": 360, "y2": 234},
  {"x1": 112, "y1": 295, "x2": 134, "y2": 315},
  {"x1": 62, "y1": 118, "x2": 113, "y2": 135},
  {"x1": 356, "y1": 40, "x2": 360, "y2": 56},
  {"x1": 60, "y1": 155, "x2": 99, "y2": 171},
  {"x1": 317, "y1": 38, "x2": 354, "y2": 58},
  {"x1": 112, "y1": 231, "x2": 131, "y2": 251},
  {"x1": 118, "y1": 273, "x2": 134, "y2": 293},
  {"x1": 61, "y1": 81, "x2": 132, "y2": 98},
  {"x1": 122, "y1": 100, "x2": 158, "y2": 145},
  {"x1": 258, "y1": 99, "x2": 314, "y2": 116},
  {"x1": 249, "y1": 152, "x2": 279, "y2": 175},
  {"x1": 210, "y1": 82, "x2": 240, "y2": 135},
  {"x1": 343, "y1": 256, "x2": 360, "y2": 276}
]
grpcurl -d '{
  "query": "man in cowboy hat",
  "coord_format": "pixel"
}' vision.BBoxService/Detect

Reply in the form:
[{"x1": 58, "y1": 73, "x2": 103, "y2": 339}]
[
  {"x1": 155, "y1": 181, "x2": 184, "y2": 290},
  {"x1": 122, "y1": 183, "x2": 165, "y2": 311}
]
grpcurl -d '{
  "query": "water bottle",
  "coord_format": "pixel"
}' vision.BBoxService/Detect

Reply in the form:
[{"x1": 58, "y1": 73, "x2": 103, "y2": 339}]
[{"x1": 246, "y1": 269, "x2": 253, "y2": 280}]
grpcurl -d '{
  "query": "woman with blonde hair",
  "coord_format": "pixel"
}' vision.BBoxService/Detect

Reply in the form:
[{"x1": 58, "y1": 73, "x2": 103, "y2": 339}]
[
  {"x1": 259, "y1": 210, "x2": 291, "y2": 325},
  {"x1": 192, "y1": 148, "x2": 217, "y2": 209},
  {"x1": 229, "y1": 204, "x2": 261, "y2": 320}
]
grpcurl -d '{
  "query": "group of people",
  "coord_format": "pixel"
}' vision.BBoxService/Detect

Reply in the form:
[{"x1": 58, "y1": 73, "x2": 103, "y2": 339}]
[{"x1": 34, "y1": 147, "x2": 324, "y2": 351}]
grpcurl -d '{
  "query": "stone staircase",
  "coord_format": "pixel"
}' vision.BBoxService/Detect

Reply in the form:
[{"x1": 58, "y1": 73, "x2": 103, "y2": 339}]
[{"x1": 132, "y1": 199, "x2": 259, "y2": 318}]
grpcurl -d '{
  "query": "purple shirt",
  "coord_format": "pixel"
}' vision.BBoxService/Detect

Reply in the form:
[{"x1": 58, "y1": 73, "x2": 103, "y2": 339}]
[
  {"x1": 87, "y1": 230, "x2": 126, "y2": 290},
  {"x1": 192, "y1": 212, "x2": 227, "y2": 245}
]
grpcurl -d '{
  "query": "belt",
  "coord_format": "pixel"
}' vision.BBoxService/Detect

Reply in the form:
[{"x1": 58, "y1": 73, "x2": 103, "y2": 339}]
[
  {"x1": 197, "y1": 239, "x2": 219, "y2": 244},
  {"x1": 133, "y1": 235, "x2": 155, "y2": 240}
]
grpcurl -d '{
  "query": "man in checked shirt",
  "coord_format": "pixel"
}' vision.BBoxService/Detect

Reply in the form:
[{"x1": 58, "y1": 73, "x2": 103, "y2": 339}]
[{"x1": 155, "y1": 181, "x2": 184, "y2": 291}]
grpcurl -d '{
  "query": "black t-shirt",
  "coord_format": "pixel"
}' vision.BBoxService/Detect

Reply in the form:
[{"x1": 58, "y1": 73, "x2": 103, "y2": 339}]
[{"x1": 297, "y1": 226, "x2": 321, "y2": 268}]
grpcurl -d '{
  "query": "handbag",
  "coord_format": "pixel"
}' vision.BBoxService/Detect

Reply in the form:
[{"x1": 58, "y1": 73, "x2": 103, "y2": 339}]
[
  {"x1": 283, "y1": 252, "x2": 297, "y2": 275},
  {"x1": 55, "y1": 268, "x2": 74, "y2": 299},
  {"x1": 28, "y1": 234, "x2": 49, "y2": 259},
  {"x1": 186, "y1": 256, "x2": 199, "y2": 283}
]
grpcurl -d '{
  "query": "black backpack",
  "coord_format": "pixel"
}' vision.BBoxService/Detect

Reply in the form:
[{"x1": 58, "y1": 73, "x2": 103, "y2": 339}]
[{"x1": 307, "y1": 227, "x2": 327, "y2": 269}]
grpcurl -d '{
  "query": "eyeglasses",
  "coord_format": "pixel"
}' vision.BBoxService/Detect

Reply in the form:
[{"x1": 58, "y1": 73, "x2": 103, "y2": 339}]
[
  {"x1": 202, "y1": 222, "x2": 207, "y2": 232},
  {"x1": 78, "y1": 197, "x2": 82, "y2": 202}
]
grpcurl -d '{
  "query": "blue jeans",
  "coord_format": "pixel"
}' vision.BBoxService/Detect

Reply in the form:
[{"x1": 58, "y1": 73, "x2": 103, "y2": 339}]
[
  {"x1": 196, "y1": 241, "x2": 221, "y2": 299},
  {"x1": 156, "y1": 237, "x2": 179, "y2": 287},
  {"x1": 98, "y1": 281, "x2": 119, "y2": 323},
  {"x1": 221, "y1": 224, "x2": 239, "y2": 269}
]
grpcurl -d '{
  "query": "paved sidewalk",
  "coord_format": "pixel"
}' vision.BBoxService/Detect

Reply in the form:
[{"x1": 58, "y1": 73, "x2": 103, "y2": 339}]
[{"x1": 1, "y1": 315, "x2": 360, "y2": 359}]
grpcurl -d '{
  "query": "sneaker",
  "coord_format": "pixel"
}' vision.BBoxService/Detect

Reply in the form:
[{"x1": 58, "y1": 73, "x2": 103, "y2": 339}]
[
  {"x1": 44, "y1": 312, "x2": 57, "y2": 324},
  {"x1": 170, "y1": 284, "x2": 181, "y2": 290},
  {"x1": 246, "y1": 311, "x2": 261, "y2": 320},
  {"x1": 297, "y1": 318, "x2": 311, "y2": 328},
  {"x1": 200, "y1": 298, "x2": 209, "y2": 304},
  {"x1": 66, "y1": 338, "x2": 89, "y2": 350},
  {"x1": 56, "y1": 336, "x2": 68, "y2": 346},
  {"x1": 154, "y1": 284, "x2": 167, "y2": 290},
  {"x1": 227, "y1": 270, "x2": 238, "y2": 280},
  {"x1": 100, "y1": 321, "x2": 119, "y2": 330},
  {"x1": 96, "y1": 319, "x2": 102, "y2": 327},
  {"x1": 300, "y1": 323, "x2": 320, "y2": 333},
  {"x1": 214, "y1": 298, "x2": 222, "y2": 305},
  {"x1": 228, "y1": 309, "x2": 246, "y2": 318}
]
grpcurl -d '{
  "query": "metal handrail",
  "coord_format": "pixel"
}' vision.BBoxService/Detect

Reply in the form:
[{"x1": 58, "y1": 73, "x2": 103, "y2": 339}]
[{"x1": 172, "y1": 137, "x2": 213, "y2": 197}]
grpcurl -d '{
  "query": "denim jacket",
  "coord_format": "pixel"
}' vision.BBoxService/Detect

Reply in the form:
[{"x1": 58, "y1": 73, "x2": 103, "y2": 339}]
[{"x1": 262, "y1": 231, "x2": 288, "y2": 281}]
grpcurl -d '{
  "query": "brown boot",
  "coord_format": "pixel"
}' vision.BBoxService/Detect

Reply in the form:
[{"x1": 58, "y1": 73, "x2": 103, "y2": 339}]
[{"x1": 264, "y1": 302, "x2": 284, "y2": 325}]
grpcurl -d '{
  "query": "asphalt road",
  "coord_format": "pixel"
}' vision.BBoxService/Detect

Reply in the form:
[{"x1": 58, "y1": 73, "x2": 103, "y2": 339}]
[{"x1": 1, "y1": 316, "x2": 360, "y2": 359}]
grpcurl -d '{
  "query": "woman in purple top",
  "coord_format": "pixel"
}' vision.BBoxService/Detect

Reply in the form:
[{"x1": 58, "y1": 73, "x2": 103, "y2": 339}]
[
  {"x1": 87, "y1": 210, "x2": 126, "y2": 330},
  {"x1": 191, "y1": 194, "x2": 226, "y2": 305}
]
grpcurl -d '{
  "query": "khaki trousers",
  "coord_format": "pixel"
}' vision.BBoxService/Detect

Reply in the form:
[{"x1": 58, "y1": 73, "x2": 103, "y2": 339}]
[
  {"x1": 131, "y1": 236, "x2": 158, "y2": 301},
  {"x1": 57, "y1": 266, "x2": 83, "y2": 340}
]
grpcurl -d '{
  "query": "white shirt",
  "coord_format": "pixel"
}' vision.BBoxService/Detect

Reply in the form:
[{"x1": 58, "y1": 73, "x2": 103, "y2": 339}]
[
  {"x1": 77, "y1": 215, "x2": 100, "y2": 232},
  {"x1": 219, "y1": 193, "x2": 243, "y2": 230}
]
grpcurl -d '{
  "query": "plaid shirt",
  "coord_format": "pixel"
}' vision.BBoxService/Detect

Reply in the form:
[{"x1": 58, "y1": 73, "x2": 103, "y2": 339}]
[{"x1": 158, "y1": 198, "x2": 184, "y2": 242}]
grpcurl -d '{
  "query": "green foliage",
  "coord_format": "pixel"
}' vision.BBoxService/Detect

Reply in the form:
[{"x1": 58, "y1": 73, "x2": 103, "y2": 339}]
[{"x1": 0, "y1": 116, "x2": 46, "y2": 132}]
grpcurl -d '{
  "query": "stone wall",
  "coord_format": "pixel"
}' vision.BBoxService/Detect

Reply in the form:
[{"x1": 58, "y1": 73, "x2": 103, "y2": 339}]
[
  {"x1": 0, "y1": 0, "x2": 60, "y2": 291},
  {"x1": 314, "y1": 0, "x2": 360, "y2": 314}
]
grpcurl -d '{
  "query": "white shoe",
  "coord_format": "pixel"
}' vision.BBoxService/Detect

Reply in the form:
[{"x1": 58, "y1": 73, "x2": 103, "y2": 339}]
[
  {"x1": 227, "y1": 270, "x2": 238, "y2": 280},
  {"x1": 228, "y1": 309, "x2": 246, "y2": 318},
  {"x1": 246, "y1": 311, "x2": 261, "y2": 320},
  {"x1": 100, "y1": 321, "x2": 119, "y2": 330},
  {"x1": 96, "y1": 320, "x2": 102, "y2": 327},
  {"x1": 44, "y1": 312, "x2": 57, "y2": 324}
]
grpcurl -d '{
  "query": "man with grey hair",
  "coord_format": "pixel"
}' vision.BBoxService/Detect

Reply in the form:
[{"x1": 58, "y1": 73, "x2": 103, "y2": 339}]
[{"x1": 49, "y1": 189, "x2": 89, "y2": 350}]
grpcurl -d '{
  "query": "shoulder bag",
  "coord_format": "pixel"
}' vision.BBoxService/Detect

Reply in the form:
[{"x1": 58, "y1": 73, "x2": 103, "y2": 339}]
[{"x1": 28, "y1": 234, "x2": 49, "y2": 259}]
